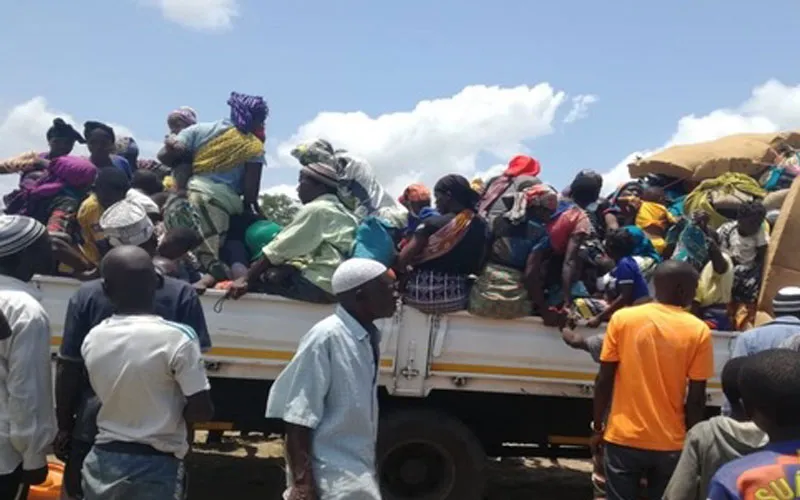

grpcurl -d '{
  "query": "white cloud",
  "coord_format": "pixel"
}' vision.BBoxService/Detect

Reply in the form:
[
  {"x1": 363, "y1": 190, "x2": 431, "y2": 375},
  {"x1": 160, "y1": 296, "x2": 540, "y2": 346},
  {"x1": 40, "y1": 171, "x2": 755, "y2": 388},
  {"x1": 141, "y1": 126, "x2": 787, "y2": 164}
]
[
  {"x1": 563, "y1": 95, "x2": 598, "y2": 124},
  {"x1": 276, "y1": 84, "x2": 580, "y2": 197},
  {"x1": 602, "y1": 79, "x2": 800, "y2": 193},
  {"x1": 143, "y1": 0, "x2": 239, "y2": 32}
]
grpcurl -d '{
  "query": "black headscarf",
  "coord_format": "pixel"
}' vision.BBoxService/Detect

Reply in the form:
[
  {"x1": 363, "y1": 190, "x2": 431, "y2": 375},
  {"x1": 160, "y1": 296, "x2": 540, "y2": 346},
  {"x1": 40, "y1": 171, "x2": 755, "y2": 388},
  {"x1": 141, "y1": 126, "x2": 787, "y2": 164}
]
[
  {"x1": 83, "y1": 121, "x2": 115, "y2": 142},
  {"x1": 435, "y1": 174, "x2": 480, "y2": 210},
  {"x1": 46, "y1": 118, "x2": 85, "y2": 143}
]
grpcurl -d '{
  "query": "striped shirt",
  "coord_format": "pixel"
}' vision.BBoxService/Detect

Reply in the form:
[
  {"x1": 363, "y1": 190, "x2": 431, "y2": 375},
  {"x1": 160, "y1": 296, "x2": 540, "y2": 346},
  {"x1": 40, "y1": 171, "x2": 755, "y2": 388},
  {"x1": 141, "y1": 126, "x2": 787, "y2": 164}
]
[{"x1": 81, "y1": 315, "x2": 209, "y2": 458}]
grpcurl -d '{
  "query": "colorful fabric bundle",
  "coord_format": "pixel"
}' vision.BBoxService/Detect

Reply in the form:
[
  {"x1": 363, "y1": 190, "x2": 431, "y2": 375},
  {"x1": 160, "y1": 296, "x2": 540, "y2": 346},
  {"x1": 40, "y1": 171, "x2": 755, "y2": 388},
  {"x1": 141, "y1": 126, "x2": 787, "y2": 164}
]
[
  {"x1": 684, "y1": 172, "x2": 765, "y2": 229},
  {"x1": 5, "y1": 156, "x2": 96, "y2": 215},
  {"x1": 192, "y1": 126, "x2": 264, "y2": 174}
]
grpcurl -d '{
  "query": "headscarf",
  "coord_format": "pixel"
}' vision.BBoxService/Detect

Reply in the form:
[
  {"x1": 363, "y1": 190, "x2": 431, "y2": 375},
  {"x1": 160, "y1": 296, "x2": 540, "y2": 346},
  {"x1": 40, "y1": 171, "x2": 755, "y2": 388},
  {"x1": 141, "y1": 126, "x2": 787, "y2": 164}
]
[
  {"x1": 302, "y1": 162, "x2": 339, "y2": 189},
  {"x1": 99, "y1": 199, "x2": 155, "y2": 247},
  {"x1": 291, "y1": 139, "x2": 336, "y2": 167},
  {"x1": 0, "y1": 215, "x2": 47, "y2": 258},
  {"x1": 167, "y1": 106, "x2": 197, "y2": 129},
  {"x1": 47, "y1": 118, "x2": 85, "y2": 144},
  {"x1": 434, "y1": 174, "x2": 479, "y2": 210},
  {"x1": 83, "y1": 121, "x2": 115, "y2": 142},
  {"x1": 505, "y1": 155, "x2": 541, "y2": 177},
  {"x1": 398, "y1": 183, "x2": 432, "y2": 205},
  {"x1": 331, "y1": 258, "x2": 388, "y2": 295},
  {"x1": 227, "y1": 92, "x2": 268, "y2": 134},
  {"x1": 524, "y1": 184, "x2": 559, "y2": 211},
  {"x1": 115, "y1": 136, "x2": 139, "y2": 158}
]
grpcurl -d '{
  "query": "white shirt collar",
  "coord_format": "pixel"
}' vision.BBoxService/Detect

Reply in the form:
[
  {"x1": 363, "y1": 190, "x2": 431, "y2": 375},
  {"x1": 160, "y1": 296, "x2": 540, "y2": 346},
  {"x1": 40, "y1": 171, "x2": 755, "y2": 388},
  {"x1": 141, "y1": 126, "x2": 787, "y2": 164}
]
[{"x1": 0, "y1": 275, "x2": 42, "y2": 302}]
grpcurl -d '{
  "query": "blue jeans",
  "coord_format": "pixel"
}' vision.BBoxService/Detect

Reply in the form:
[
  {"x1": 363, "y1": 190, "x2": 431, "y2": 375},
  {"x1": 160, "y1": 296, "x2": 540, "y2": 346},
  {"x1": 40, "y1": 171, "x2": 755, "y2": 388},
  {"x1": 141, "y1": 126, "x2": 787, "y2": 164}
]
[
  {"x1": 82, "y1": 447, "x2": 185, "y2": 500},
  {"x1": 604, "y1": 443, "x2": 680, "y2": 500}
]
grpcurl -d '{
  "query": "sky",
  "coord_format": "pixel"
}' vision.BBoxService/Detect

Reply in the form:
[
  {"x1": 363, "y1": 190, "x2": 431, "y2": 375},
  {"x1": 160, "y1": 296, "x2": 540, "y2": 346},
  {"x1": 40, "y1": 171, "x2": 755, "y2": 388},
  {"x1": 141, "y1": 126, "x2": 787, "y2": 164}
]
[{"x1": 3, "y1": 0, "x2": 800, "y2": 199}]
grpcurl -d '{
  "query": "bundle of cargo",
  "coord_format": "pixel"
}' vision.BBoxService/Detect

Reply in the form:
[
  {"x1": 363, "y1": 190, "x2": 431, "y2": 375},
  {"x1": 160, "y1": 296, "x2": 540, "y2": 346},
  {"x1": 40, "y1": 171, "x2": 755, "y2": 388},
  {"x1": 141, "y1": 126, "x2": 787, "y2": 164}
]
[
  {"x1": 758, "y1": 177, "x2": 800, "y2": 316},
  {"x1": 628, "y1": 131, "x2": 800, "y2": 181}
]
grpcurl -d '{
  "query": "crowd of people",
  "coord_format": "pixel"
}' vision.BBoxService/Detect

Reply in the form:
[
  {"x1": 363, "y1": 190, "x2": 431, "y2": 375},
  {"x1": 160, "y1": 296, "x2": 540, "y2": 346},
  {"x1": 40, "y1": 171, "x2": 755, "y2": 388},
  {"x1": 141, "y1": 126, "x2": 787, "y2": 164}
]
[{"x1": 0, "y1": 90, "x2": 798, "y2": 500}]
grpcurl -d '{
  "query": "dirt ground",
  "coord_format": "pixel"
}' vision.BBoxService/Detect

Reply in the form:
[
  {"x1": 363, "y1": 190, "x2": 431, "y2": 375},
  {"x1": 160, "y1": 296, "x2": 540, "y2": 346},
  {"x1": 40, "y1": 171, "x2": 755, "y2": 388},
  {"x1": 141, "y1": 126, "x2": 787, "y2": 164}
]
[{"x1": 186, "y1": 434, "x2": 593, "y2": 500}]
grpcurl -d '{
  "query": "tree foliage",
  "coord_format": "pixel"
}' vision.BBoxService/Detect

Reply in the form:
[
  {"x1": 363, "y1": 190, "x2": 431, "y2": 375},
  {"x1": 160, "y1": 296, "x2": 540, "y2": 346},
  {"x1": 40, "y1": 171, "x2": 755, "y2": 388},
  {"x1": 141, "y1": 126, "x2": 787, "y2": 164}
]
[{"x1": 258, "y1": 193, "x2": 299, "y2": 226}]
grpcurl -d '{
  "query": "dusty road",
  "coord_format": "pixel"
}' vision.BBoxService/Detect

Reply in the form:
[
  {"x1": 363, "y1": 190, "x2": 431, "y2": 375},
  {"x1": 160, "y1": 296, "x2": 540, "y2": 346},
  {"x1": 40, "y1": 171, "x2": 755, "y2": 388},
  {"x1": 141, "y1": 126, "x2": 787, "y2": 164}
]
[{"x1": 185, "y1": 435, "x2": 592, "y2": 500}]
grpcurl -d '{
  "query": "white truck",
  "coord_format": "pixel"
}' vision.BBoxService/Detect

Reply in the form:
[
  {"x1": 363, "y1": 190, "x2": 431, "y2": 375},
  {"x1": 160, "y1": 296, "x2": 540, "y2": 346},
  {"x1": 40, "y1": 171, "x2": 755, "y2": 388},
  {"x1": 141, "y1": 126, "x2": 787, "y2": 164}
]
[{"x1": 36, "y1": 275, "x2": 735, "y2": 500}]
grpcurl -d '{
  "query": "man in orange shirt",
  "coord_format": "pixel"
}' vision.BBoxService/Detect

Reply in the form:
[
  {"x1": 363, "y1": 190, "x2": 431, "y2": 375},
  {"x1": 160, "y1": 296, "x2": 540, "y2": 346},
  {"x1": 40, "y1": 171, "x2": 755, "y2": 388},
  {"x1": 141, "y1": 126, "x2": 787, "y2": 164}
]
[{"x1": 592, "y1": 260, "x2": 714, "y2": 500}]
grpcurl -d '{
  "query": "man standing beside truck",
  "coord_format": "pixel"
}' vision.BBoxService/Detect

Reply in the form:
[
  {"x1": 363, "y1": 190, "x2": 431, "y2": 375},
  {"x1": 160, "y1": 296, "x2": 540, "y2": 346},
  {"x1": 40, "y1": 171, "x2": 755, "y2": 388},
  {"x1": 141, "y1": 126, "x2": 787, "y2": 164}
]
[
  {"x1": 592, "y1": 260, "x2": 714, "y2": 500},
  {"x1": 55, "y1": 201, "x2": 211, "y2": 499},
  {"x1": 0, "y1": 215, "x2": 57, "y2": 498},
  {"x1": 266, "y1": 258, "x2": 397, "y2": 500}
]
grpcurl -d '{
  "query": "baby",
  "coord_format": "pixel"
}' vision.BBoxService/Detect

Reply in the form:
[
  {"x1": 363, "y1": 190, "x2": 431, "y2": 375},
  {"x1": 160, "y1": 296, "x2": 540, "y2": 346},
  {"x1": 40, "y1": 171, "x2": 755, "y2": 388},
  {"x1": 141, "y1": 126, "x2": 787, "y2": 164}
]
[{"x1": 635, "y1": 186, "x2": 677, "y2": 254}]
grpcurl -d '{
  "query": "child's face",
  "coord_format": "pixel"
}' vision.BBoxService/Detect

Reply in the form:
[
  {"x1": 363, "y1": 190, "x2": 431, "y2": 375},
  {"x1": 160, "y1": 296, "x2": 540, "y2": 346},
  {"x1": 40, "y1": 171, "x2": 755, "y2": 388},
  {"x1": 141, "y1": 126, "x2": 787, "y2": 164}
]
[{"x1": 737, "y1": 215, "x2": 764, "y2": 237}]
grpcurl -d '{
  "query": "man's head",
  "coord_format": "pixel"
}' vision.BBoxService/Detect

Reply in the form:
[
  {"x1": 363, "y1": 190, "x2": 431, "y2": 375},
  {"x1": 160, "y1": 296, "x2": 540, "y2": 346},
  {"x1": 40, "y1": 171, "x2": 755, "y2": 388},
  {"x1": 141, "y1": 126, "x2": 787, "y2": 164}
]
[
  {"x1": 101, "y1": 246, "x2": 158, "y2": 313},
  {"x1": 84, "y1": 121, "x2": 116, "y2": 158},
  {"x1": 398, "y1": 184, "x2": 432, "y2": 217},
  {"x1": 95, "y1": 167, "x2": 131, "y2": 209},
  {"x1": 652, "y1": 260, "x2": 699, "y2": 307},
  {"x1": 569, "y1": 170, "x2": 603, "y2": 208},
  {"x1": 772, "y1": 286, "x2": 800, "y2": 319},
  {"x1": 158, "y1": 227, "x2": 203, "y2": 260},
  {"x1": 332, "y1": 258, "x2": 397, "y2": 321},
  {"x1": 99, "y1": 199, "x2": 157, "y2": 256},
  {"x1": 0, "y1": 215, "x2": 52, "y2": 282},
  {"x1": 46, "y1": 118, "x2": 85, "y2": 158},
  {"x1": 736, "y1": 201, "x2": 767, "y2": 237},
  {"x1": 604, "y1": 228, "x2": 636, "y2": 262},
  {"x1": 131, "y1": 170, "x2": 164, "y2": 196},
  {"x1": 739, "y1": 349, "x2": 800, "y2": 439},
  {"x1": 297, "y1": 163, "x2": 339, "y2": 204},
  {"x1": 721, "y1": 357, "x2": 749, "y2": 420},
  {"x1": 641, "y1": 186, "x2": 666, "y2": 204}
]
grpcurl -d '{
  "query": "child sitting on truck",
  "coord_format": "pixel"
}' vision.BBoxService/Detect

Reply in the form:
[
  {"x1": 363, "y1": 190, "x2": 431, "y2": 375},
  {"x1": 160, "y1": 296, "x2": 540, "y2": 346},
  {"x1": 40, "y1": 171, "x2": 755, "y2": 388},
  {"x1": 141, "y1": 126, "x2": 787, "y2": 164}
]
[{"x1": 585, "y1": 228, "x2": 651, "y2": 328}]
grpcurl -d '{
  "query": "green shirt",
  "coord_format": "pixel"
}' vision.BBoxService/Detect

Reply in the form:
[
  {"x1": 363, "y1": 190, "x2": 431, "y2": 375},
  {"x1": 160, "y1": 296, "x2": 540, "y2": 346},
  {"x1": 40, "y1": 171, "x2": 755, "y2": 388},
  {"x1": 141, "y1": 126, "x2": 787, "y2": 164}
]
[{"x1": 263, "y1": 194, "x2": 358, "y2": 293}]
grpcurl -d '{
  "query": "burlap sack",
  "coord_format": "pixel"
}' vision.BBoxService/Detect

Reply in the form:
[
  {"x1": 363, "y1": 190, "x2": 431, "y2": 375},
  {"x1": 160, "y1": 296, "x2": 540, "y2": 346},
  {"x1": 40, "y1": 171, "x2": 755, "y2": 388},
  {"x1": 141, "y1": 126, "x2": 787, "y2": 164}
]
[
  {"x1": 763, "y1": 188, "x2": 791, "y2": 211},
  {"x1": 628, "y1": 143, "x2": 715, "y2": 179},
  {"x1": 628, "y1": 131, "x2": 800, "y2": 180},
  {"x1": 692, "y1": 132, "x2": 800, "y2": 180},
  {"x1": 758, "y1": 177, "x2": 800, "y2": 316}
]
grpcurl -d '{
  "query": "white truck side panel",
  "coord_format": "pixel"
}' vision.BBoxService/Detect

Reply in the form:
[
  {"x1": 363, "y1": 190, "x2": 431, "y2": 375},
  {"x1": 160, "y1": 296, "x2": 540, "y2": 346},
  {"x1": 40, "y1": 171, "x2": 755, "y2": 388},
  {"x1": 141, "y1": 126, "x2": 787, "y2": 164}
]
[{"x1": 35, "y1": 275, "x2": 735, "y2": 406}]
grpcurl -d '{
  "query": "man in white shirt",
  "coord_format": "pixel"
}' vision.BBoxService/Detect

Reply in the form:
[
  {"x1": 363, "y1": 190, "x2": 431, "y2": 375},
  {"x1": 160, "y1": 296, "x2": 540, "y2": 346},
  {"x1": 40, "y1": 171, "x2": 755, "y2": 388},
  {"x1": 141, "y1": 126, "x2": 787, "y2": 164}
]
[
  {"x1": 266, "y1": 258, "x2": 397, "y2": 500},
  {"x1": 0, "y1": 215, "x2": 57, "y2": 498},
  {"x1": 80, "y1": 246, "x2": 213, "y2": 500}
]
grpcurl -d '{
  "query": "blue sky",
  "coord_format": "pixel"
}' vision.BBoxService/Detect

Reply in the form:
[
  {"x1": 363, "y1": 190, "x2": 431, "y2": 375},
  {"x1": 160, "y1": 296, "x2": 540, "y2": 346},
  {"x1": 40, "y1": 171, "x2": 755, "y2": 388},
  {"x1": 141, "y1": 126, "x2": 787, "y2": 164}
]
[{"x1": 2, "y1": 0, "x2": 800, "y2": 196}]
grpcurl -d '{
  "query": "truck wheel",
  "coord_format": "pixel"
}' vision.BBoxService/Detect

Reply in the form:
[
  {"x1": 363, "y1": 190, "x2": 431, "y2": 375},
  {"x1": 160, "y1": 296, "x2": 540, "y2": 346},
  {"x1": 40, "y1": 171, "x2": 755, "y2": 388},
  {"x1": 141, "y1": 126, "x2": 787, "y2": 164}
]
[{"x1": 377, "y1": 409, "x2": 486, "y2": 500}]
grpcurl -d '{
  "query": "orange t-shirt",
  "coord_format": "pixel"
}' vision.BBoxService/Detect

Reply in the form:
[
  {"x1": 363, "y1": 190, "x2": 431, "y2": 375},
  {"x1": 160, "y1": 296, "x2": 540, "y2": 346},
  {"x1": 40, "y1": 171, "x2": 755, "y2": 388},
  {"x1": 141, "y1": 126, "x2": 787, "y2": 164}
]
[{"x1": 600, "y1": 302, "x2": 714, "y2": 451}]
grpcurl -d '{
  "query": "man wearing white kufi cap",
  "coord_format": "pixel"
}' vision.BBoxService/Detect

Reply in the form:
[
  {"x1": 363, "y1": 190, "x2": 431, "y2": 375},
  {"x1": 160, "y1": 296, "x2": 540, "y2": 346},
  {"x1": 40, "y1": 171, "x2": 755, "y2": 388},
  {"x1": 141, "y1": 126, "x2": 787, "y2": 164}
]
[
  {"x1": 266, "y1": 258, "x2": 396, "y2": 500},
  {"x1": 0, "y1": 215, "x2": 57, "y2": 496},
  {"x1": 99, "y1": 198, "x2": 158, "y2": 255}
]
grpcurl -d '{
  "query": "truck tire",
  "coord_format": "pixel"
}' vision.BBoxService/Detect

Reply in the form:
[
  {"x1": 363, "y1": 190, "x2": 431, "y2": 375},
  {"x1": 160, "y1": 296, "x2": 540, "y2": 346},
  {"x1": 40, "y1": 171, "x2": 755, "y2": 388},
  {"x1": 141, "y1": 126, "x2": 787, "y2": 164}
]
[{"x1": 377, "y1": 409, "x2": 486, "y2": 500}]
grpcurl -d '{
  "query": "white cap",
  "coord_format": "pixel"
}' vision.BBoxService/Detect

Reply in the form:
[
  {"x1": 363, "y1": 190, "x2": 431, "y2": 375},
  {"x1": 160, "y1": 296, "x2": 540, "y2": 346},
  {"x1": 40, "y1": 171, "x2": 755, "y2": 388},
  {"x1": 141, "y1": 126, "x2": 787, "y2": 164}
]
[
  {"x1": 331, "y1": 258, "x2": 388, "y2": 295},
  {"x1": 100, "y1": 199, "x2": 155, "y2": 247},
  {"x1": 126, "y1": 188, "x2": 160, "y2": 216}
]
